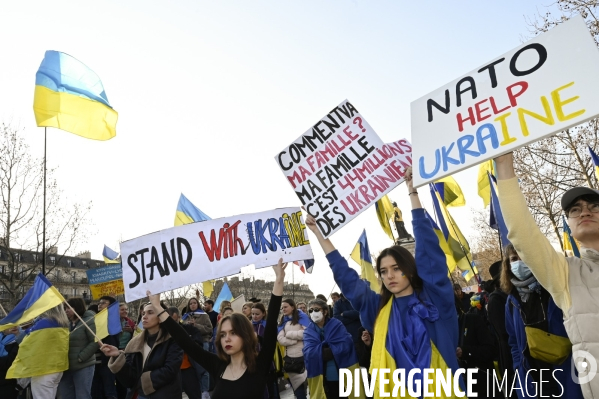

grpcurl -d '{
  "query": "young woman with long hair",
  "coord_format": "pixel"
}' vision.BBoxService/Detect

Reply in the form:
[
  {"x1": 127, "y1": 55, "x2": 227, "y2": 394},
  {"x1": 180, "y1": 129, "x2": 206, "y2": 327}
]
[
  {"x1": 304, "y1": 167, "x2": 462, "y2": 398},
  {"x1": 101, "y1": 302, "x2": 184, "y2": 398},
  {"x1": 501, "y1": 244, "x2": 583, "y2": 398},
  {"x1": 147, "y1": 259, "x2": 286, "y2": 399},
  {"x1": 277, "y1": 298, "x2": 309, "y2": 399},
  {"x1": 182, "y1": 297, "x2": 213, "y2": 399}
]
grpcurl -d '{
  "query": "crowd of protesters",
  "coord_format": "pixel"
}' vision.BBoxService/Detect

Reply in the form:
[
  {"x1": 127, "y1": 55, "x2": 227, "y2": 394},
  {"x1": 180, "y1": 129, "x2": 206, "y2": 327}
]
[{"x1": 1, "y1": 163, "x2": 598, "y2": 398}]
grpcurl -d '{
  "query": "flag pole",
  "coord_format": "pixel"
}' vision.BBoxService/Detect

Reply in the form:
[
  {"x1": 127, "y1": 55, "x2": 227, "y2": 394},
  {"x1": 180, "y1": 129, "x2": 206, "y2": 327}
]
[
  {"x1": 430, "y1": 184, "x2": 479, "y2": 281},
  {"x1": 42, "y1": 127, "x2": 47, "y2": 276},
  {"x1": 63, "y1": 299, "x2": 103, "y2": 345}
]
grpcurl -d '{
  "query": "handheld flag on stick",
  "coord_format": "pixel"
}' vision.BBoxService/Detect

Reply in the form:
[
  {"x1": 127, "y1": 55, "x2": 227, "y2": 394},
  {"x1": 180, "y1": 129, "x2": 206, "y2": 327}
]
[
  {"x1": 0, "y1": 274, "x2": 65, "y2": 329},
  {"x1": 477, "y1": 160, "x2": 496, "y2": 207},
  {"x1": 95, "y1": 301, "x2": 121, "y2": 340},
  {"x1": 214, "y1": 282, "x2": 234, "y2": 311},
  {"x1": 429, "y1": 185, "x2": 476, "y2": 281},
  {"x1": 488, "y1": 173, "x2": 511, "y2": 248},
  {"x1": 563, "y1": 216, "x2": 581, "y2": 258},
  {"x1": 589, "y1": 146, "x2": 599, "y2": 181},
  {"x1": 174, "y1": 193, "x2": 213, "y2": 290},
  {"x1": 375, "y1": 195, "x2": 396, "y2": 241},
  {"x1": 6, "y1": 317, "x2": 69, "y2": 378},
  {"x1": 33, "y1": 50, "x2": 118, "y2": 140},
  {"x1": 174, "y1": 193, "x2": 211, "y2": 226},
  {"x1": 433, "y1": 176, "x2": 466, "y2": 207},
  {"x1": 102, "y1": 245, "x2": 120, "y2": 264},
  {"x1": 350, "y1": 230, "x2": 379, "y2": 292}
]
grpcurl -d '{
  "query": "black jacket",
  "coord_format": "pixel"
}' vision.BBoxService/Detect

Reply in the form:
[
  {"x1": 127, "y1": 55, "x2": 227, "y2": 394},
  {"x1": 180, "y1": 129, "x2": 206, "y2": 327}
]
[
  {"x1": 108, "y1": 328, "x2": 183, "y2": 399},
  {"x1": 0, "y1": 339, "x2": 19, "y2": 399}
]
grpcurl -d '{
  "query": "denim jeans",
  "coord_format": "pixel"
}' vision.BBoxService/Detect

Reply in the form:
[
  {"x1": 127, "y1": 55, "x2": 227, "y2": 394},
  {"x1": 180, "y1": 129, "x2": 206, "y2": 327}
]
[
  {"x1": 191, "y1": 342, "x2": 210, "y2": 392},
  {"x1": 58, "y1": 366, "x2": 95, "y2": 399}
]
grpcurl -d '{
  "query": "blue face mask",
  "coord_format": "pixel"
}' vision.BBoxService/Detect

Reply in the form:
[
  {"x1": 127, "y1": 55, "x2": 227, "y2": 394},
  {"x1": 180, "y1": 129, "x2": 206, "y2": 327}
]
[{"x1": 511, "y1": 260, "x2": 532, "y2": 280}]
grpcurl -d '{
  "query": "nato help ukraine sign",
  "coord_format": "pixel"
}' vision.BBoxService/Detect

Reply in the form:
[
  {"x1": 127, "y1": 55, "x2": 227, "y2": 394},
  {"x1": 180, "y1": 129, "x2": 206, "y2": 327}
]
[{"x1": 412, "y1": 15, "x2": 599, "y2": 187}]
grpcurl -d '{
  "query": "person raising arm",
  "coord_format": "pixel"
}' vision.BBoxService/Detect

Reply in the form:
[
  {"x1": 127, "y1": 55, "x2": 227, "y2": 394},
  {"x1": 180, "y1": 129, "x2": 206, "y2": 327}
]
[
  {"x1": 143, "y1": 259, "x2": 286, "y2": 399},
  {"x1": 495, "y1": 152, "x2": 599, "y2": 399}
]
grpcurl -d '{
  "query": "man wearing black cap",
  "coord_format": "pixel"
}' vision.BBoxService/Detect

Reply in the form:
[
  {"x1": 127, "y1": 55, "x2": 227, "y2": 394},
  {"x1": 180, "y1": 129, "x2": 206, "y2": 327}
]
[{"x1": 495, "y1": 152, "x2": 599, "y2": 398}]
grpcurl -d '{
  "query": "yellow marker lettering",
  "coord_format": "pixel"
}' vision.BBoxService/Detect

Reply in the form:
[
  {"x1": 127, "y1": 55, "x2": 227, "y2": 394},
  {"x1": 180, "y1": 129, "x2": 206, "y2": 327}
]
[
  {"x1": 551, "y1": 81, "x2": 585, "y2": 121},
  {"x1": 295, "y1": 211, "x2": 310, "y2": 245},
  {"x1": 517, "y1": 96, "x2": 554, "y2": 137},
  {"x1": 494, "y1": 112, "x2": 517, "y2": 145},
  {"x1": 282, "y1": 213, "x2": 297, "y2": 247}
]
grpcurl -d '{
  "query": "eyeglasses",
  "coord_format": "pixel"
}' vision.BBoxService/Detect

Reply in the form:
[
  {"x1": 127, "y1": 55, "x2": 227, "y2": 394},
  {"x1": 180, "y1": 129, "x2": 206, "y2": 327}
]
[
  {"x1": 308, "y1": 308, "x2": 321, "y2": 313},
  {"x1": 567, "y1": 203, "x2": 599, "y2": 218}
]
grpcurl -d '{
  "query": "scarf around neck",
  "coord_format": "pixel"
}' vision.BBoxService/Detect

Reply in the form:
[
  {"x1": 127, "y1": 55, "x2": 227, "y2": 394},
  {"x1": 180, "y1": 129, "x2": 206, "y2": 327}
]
[
  {"x1": 511, "y1": 275, "x2": 540, "y2": 302},
  {"x1": 277, "y1": 310, "x2": 310, "y2": 334}
]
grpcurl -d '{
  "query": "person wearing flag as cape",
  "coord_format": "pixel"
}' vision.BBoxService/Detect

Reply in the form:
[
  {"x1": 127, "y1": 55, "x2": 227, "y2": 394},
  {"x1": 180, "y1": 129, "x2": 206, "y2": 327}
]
[{"x1": 304, "y1": 167, "x2": 463, "y2": 398}]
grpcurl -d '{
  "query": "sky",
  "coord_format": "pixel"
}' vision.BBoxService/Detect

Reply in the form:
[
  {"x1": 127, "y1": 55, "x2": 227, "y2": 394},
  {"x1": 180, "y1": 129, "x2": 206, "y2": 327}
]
[{"x1": 0, "y1": 1, "x2": 561, "y2": 300}]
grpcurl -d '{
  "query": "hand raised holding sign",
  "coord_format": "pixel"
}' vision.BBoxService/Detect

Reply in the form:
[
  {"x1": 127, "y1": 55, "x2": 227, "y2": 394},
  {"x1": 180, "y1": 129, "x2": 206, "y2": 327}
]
[{"x1": 303, "y1": 207, "x2": 336, "y2": 256}]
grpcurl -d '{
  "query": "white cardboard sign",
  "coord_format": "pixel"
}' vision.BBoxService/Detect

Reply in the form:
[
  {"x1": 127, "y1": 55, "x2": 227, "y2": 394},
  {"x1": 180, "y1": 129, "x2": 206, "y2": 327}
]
[
  {"x1": 412, "y1": 15, "x2": 599, "y2": 187},
  {"x1": 275, "y1": 99, "x2": 412, "y2": 238},
  {"x1": 120, "y1": 207, "x2": 313, "y2": 302}
]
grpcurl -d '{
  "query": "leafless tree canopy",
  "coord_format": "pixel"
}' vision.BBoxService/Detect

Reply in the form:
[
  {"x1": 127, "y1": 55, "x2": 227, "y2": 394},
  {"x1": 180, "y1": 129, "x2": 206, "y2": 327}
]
[{"x1": 0, "y1": 123, "x2": 92, "y2": 306}]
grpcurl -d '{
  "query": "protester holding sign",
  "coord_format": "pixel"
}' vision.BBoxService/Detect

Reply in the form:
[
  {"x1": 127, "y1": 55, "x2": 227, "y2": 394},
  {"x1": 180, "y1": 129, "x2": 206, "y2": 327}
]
[
  {"x1": 496, "y1": 151, "x2": 599, "y2": 398},
  {"x1": 304, "y1": 167, "x2": 463, "y2": 398},
  {"x1": 147, "y1": 259, "x2": 286, "y2": 399}
]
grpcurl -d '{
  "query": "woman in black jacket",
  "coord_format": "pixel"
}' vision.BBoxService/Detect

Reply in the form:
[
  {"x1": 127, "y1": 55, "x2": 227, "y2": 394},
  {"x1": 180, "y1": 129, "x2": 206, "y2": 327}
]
[
  {"x1": 149, "y1": 259, "x2": 286, "y2": 399},
  {"x1": 101, "y1": 302, "x2": 183, "y2": 399}
]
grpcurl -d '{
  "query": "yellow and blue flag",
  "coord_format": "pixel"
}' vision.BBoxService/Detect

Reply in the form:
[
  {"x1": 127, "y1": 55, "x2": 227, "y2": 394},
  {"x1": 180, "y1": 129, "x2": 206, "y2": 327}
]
[
  {"x1": 0, "y1": 274, "x2": 65, "y2": 329},
  {"x1": 350, "y1": 230, "x2": 379, "y2": 292},
  {"x1": 102, "y1": 245, "x2": 120, "y2": 264},
  {"x1": 589, "y1": 146, "x2": 599, "y2": 181},
  {"x1": 430, "y1": 185, "x2": 475, "y2": 282},
  {"x1": 489, "y1": 173, "x2": 511, "y2": 248},
  {"x1": 6, "y1": 317, "x2": 69, "y2": 378},
  {"x1": 433, "y1": 176, "x2": 466, "y2": 207},
  {"x1": 95, "y1": 301, "x2": 121, "y2": 340},
  {"x1": 174, "y1": 193, "x2": 211, "y2": 227},
  {"x1": 214, "y1": 282, "x2": 234, "y2": 311},
  {"x1": 375, "y1": 195, "x2": 395, "y2": 241},
  {"x1": 477, "y1": 160, "x2": 496, "y2": 207},
  {"x1": 203, "y1": 280, "x2": 215, "y2": 297},
  {"x1": 33, "y1": 50, "x2": 118, "y2": 141},
  {"x1": 563, "y1": 216, "x2": 581, "y2": 258}
]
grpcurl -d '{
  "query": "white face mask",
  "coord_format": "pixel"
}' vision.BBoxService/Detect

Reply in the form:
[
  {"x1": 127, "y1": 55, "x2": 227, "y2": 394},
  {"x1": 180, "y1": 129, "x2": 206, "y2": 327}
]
[{"x1": 310, "y1": 311, "x2": 323, "y2": 323}]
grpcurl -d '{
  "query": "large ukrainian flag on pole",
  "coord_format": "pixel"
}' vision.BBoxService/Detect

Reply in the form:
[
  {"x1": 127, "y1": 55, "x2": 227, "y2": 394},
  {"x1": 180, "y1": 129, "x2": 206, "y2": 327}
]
[
  {"x1": 0, "y1": 274, "x2": 65, "y2": 329},
  {"x1": 6, "y1": 317, "x2": 69, "y2": 378},
  {"x1": 33, "y1": 50, "x2": 118, "y2": 140}
]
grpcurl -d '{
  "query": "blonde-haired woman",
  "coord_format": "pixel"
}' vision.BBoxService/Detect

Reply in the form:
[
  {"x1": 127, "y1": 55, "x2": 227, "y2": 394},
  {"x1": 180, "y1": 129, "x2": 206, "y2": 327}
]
[{"x1": 25, "y1": 305, "x2": 70, "y2": 398}]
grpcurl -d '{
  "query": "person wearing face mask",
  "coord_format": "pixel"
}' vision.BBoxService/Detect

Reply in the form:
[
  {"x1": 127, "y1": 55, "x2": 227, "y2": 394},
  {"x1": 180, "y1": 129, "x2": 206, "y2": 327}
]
[
  {"x1": 501, "y1": 244, "x2": 583, "y2": 399},
  {"x1": 303, "y1": 299, "x2": 364, "y2": 399},
  {"x1": 304, "y1": 167, "x2": 463, "y2": 398},
  {"x1": 277, "y1": 299, "x2": 309, "y2": 399}
]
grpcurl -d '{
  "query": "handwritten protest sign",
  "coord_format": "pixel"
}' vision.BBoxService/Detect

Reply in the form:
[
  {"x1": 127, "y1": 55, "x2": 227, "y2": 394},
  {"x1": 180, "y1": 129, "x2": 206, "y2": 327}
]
[
  {"x1": 276, "y1": 99, "x2": 412, "y2": 238},
  {"x1": 120, "y1": 207, "x2": 313, "y2": 302},
  {"x1": 412, "y1": 15, "x2": 599, "y2": 187},
  {"x1": 86, "y1": 264, "x2": 124, "y2": 299}
]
